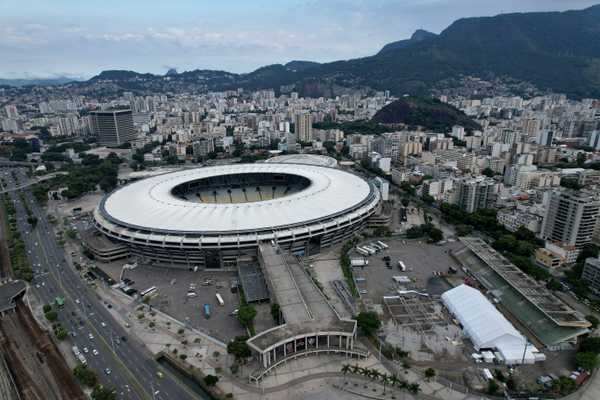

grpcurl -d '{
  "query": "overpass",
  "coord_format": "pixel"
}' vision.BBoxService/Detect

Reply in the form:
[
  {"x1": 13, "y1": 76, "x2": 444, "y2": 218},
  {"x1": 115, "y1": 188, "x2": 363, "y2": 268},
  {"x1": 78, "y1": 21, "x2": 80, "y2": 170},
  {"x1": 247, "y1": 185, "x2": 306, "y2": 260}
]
[{"x1": 0, "y1": 172, "x2": 66, "y2": 194}]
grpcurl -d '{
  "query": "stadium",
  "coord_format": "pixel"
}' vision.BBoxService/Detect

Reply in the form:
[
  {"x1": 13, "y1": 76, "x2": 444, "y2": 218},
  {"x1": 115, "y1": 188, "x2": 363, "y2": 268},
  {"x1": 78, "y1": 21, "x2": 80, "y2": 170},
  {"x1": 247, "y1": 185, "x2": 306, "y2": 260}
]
[{"x1": 92, "y1": 163, "x2": 380, "y2": 268}]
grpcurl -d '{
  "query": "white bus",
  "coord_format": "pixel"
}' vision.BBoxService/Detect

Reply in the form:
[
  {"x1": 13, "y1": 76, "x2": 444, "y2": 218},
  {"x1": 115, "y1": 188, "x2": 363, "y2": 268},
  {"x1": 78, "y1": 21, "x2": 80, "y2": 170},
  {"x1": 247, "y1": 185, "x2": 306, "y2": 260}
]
[
  {"x1": 356, "y1": 247, "x2": 370, "y2": 256},
  {"x1": 140, "y1": 286, "x2": 157, "y2": 297},
  {"x1": 363, "y1": 246, "x2": 376, "y2": 255},
  {"x1": 215, "y1": 293, "x2": 225, "y2": 306},
  {"x1": 377, "y1": 241, "x2": 389, "y2": 249},
  {"x1": 398, "y1": 261, "x2": 407, "y2": 272}
]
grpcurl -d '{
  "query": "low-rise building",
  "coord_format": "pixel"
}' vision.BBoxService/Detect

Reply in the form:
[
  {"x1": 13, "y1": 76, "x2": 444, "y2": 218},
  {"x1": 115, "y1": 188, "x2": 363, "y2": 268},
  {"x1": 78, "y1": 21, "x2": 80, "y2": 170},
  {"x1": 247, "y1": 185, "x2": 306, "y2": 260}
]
[{"x1": 497, "y1": 209, "x2": 542, "y2": 234}]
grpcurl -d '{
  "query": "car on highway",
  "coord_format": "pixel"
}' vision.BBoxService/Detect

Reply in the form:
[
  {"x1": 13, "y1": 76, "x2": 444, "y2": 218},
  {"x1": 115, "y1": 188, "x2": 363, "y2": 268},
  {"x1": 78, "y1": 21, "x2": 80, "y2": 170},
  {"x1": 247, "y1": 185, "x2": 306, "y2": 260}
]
[
  {"x1": 104, "y1": 368, "x2": 112, "y2": 375},
  {"x1": 88, "y1": 333, "x2": 94, "y2": 340},
  {"x1": 83, "y1": 347, "x2": 89, "y2": 353},
  {"x1": 100, "y1": 322, "x2": 106, "y2": 327},
  {"x1": 92, "y1": 349, "x2": 99, "y2": 356}
]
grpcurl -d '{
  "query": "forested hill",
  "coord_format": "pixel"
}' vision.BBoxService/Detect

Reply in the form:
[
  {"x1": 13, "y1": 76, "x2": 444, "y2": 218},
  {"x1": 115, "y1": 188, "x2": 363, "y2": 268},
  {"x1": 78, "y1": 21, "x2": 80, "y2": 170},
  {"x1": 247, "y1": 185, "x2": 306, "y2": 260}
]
[{"x1": 372, "y1": 97, "x2": 481, "y2": 133}]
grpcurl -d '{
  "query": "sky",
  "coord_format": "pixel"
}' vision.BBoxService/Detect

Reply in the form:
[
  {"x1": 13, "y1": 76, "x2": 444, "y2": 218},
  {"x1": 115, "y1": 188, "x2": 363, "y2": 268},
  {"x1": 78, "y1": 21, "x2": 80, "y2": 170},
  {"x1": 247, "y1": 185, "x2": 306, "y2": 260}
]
[{"x1": 1, "y1": 0, "x2": 599, "y2": 79}]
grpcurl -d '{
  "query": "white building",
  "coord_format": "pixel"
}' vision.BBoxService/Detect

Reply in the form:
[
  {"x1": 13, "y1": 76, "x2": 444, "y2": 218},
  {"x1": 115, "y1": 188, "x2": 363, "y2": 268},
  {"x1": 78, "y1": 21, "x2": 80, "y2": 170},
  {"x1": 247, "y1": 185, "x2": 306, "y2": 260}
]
[{"x1": 442, "y1": 285, "x2": 543, "y2": 365}]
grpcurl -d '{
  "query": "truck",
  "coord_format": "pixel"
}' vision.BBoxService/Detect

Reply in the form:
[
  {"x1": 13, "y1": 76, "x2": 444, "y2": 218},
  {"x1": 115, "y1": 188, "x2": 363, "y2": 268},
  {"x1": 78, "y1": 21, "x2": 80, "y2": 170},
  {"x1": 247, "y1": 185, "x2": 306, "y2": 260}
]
[
  {"x1": 77, "y1": 354, "x2": 87, "y2": 365},
  {"x1": 398, "y1": 261, "x2": 407, "y2": 272},
  {"x1": 55, "y1": 296, "x2": 65, "y2": 308},
  {"x1": 350, "y1": 258, "x2": 369, "y2": 267},
  {"x1": 216, "y1": 293, "x2": 224, "y2": 306},
  {"x1": 203, "y1": 303, "x2": 211, "y2": 319}
]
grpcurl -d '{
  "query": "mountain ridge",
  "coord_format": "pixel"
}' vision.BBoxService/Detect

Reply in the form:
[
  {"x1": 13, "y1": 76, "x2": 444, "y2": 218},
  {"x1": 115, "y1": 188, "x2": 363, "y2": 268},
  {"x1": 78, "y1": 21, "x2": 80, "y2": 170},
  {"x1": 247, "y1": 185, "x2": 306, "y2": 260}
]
[{"x1": 23, "y1": 5, "x2": 600, "y2": 98}]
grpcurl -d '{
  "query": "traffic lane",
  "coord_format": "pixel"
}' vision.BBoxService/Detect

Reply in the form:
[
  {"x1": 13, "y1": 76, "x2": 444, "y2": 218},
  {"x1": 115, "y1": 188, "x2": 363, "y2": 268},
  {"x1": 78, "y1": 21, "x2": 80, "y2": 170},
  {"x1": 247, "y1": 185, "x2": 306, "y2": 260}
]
[
  {"x1": 18, "y1": 186, "x2": 198, "y2": 400},
  {"x1": 29, "y1": 224, "x2": 191, "y2": 399},
  {"x1": 22, "y1": 194, "x2": 173, "y2": 400},
  {"x1": 10, "y1": 194, "x2": 136, "y2": 397}
]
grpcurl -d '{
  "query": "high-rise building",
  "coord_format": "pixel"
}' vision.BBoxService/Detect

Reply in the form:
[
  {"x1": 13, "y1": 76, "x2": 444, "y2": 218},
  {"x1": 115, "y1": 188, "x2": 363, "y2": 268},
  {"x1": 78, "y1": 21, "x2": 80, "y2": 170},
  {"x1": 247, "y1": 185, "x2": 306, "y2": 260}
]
[
  {"x1": 541, "y1": 190, "x2": 600, "y2": 250},
  {"x1": 456, "y1": 177, "x2": 498, "y2": 214},
  {"x1": 294, "y1": 112, "x2": 312, "y2": 143},
  {"x1": 582, "y1": 257, "x2": 600, "y2": 294},
  {"x1": 91, "y1": 109, "x2": 136, "y2": 146}
]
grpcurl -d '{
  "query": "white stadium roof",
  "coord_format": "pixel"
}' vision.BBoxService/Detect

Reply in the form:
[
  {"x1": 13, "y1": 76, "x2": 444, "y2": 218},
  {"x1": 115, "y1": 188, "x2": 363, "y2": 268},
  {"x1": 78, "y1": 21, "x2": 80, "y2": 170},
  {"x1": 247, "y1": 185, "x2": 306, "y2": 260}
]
[
  {"x1": 265, "y1": 154, "x2": 338, "y2": 168},
  {"x1": 100, "y1": 163, "x2": 373, "y2": 233},
  {"x1": 442, "y1": 284, "x2": 541, "y2": 364}
]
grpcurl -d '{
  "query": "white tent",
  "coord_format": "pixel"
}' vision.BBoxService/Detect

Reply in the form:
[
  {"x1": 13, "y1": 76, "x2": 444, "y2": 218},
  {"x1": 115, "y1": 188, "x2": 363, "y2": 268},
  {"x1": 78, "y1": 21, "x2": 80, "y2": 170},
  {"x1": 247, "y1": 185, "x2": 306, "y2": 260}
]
[{"x1": 442, "y1": 284, "x2": 540, "y2": 364}]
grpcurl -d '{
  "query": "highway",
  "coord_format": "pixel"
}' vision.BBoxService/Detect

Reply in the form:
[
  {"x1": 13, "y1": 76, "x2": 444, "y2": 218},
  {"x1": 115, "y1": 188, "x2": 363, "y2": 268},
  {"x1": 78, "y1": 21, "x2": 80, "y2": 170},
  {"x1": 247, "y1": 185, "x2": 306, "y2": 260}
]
[{"x1": 1, "y1": 167, "x2": 204, "y2": 400}]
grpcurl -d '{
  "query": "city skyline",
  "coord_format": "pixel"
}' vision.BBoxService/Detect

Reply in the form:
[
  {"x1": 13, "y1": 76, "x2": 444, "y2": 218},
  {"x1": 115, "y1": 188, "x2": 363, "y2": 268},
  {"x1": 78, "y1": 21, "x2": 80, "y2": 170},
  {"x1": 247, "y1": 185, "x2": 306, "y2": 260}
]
[{"x1": 2, "y1": 0, "x2": 599, "y2": 79}]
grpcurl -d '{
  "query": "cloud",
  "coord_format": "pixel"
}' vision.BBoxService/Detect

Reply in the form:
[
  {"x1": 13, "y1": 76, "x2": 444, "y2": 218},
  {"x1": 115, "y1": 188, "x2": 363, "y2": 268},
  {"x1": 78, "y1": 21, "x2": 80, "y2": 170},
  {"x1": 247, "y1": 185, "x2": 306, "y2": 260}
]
[{"x1": 1, "y1": 0, "x2": 599, "y2": 78}]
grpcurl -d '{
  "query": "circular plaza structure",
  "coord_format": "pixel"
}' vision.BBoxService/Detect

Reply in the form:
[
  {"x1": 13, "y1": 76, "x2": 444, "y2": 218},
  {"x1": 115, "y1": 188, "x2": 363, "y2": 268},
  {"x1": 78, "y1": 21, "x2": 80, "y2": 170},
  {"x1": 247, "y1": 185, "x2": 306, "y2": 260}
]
[{"x1": 93, "y1": 163, "x2": 380, "y2": 268}]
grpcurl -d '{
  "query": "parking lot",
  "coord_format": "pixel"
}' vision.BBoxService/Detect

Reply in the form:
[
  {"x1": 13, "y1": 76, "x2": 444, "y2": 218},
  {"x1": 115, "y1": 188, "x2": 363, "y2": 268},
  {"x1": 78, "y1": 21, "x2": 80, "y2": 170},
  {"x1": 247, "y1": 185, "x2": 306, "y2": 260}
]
[
  {"x1": 351, "y1": 238, "x2": 466, "y2": 301},
  {"x1": 98, "y1": 262, "x2": 274, "y2": 342}
]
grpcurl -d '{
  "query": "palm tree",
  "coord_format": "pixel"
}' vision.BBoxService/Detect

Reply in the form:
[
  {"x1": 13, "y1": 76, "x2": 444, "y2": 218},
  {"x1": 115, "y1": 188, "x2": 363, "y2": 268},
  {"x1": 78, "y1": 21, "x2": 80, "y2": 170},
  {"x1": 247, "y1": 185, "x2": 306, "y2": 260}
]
[
  {"x1": 389, "y1": 374, "x2": 400, "y2": 388},
  {"x1": 351, "y1": 364, "x2": 361, "y2": 374},
  {"x1": 380, "y1": 373, "x2": 390, "y2": 394},
  {"x1": 408, "y1": 383, "x2": 420, "y2": 394},
  {"x1": 369, "y1": 369, "x2": 381, "y2": 381},
  {"x1": 341, "y1": 364, "x2": 351, "y2": 375},
  {"x1": 360, "y1": 367, "x2": 370, "y2": 377}
]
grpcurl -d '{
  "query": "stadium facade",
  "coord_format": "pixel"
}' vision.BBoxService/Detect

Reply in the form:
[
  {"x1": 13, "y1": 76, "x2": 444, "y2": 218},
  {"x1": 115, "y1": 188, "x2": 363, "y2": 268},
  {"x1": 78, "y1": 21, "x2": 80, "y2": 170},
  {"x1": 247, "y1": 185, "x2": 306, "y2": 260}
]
[{"x1": 92, "y1": 163, "x2": 380, "y2": 268}]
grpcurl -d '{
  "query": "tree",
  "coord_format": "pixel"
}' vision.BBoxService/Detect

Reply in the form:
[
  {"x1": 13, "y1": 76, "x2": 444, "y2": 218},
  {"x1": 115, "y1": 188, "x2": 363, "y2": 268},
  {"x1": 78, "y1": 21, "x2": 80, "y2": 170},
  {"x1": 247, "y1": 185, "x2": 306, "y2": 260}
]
[
  {"x1": 455, "y1": 224, "x2": 473, "y2": 236},
  {"x1": 45, "y1": 310, "x2": 58, "y2": 322},
  {"x1": 428, "y1": 227, "x2": 443, "y2": 243},
  {"x1": 577, "y1": 243, "x2": 599, "y2": 263},
  {"x1": 270, "y1": 303, "x2": 281, "y2": 324},
  {"x1": 552, "y1": 376, "x2": 577, "y2": 395},
  {"x1": 227, "y1": 336, "x2": 251, "y2": 361},
  {"x1": 237, "y1": 305, "x2": 257, "y2": 328},
  {"x1": 546, "y1": 279, "x2": 562, "y2": 291},
  {"x1": 401, "y1": 198, "x2": 410, "y2": 207},
  {"x1": 487, "y1": 379, "x2": 499, "y2": 395},
  {"x1": 576, "y1": 352, "x2": 598, "y2": 371},
  {"x1": 421, "y1": 194, "x2": 435, "y2": 205},
  {"x1": 341, "y1": 364, "x2": 351, "y2": 375},
  {"x1": 356, "y1": 312, "x2": 381, "y2": 336},
  {"x1": 73, "y1": 364, "x2": 98, "y2": 387},
  {"x1": 43, "y1": 304, "x2": 52, "y2": 313},
  {"x1": 91, "y1": 385, "x2": 116, "y2": 400},
  {"x1": 482, "y1": 167, "x2": 495, "y2": 177},
  {"x1": 424, "y1": 368, "x2": 436, "y2": 380},
  {"x1": 55, "y1": 326, "x2": 68, "y2": 340},
  {"x1": 406, "y1": 225, "x2": 424, "y2": 238},
  {"x1": 580, "y1": 337, "x2": 600, "y2": 354},
  {"x1": 586, "y1": 315, "x2": 599, "y2": 329},
  {"x1": 204, "y1": 374, "x2": 219, "y2": 387}
]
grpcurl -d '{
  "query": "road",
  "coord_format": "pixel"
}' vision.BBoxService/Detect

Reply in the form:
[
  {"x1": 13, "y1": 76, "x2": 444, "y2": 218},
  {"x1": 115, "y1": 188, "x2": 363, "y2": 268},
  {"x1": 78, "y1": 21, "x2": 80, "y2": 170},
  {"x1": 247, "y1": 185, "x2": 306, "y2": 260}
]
[
  {"x1": 1, "y1": 167, "x2": 204, "y2": 400},
  {"x1": 0, "y1": 171, "x2": 67, "y2": 194}
]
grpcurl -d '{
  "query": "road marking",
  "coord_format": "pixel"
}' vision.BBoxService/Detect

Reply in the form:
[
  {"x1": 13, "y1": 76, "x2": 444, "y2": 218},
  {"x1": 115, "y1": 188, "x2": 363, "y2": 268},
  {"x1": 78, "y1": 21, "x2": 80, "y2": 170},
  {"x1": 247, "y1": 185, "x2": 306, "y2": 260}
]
[{"x1": 33, "y1": 227, "x2": 151, "y2": 400}]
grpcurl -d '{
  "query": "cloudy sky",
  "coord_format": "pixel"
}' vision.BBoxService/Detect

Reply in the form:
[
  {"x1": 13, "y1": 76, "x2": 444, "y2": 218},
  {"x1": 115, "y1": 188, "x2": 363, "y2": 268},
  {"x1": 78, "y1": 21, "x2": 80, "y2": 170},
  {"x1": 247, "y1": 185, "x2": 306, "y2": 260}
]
[{"x1": 1, "y1": 0, "x2": 598, "y2": 79}]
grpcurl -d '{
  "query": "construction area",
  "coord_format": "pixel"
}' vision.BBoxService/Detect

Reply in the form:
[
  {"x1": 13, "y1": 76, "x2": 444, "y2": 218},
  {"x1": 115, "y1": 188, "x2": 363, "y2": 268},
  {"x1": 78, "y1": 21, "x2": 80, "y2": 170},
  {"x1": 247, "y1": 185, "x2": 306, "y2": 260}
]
[{"x1": 383, "y1": 293, "x2": 447, "y2": 333}]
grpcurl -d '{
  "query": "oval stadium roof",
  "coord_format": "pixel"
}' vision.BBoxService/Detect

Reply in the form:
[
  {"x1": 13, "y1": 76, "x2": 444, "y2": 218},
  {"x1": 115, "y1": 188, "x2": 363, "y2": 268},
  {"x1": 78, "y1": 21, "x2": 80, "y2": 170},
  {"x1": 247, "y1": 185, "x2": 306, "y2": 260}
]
[{"x1": 100, "y1": 163, "x2": 372, "y2": 233}]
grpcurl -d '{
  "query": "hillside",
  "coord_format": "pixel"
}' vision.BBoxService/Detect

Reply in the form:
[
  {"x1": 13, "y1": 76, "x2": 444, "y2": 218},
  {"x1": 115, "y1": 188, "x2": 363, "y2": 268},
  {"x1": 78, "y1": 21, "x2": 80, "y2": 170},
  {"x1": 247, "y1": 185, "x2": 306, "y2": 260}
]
[{"x1": 372, "y1": 97, "x2": 481, "y2": 133}]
